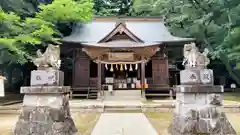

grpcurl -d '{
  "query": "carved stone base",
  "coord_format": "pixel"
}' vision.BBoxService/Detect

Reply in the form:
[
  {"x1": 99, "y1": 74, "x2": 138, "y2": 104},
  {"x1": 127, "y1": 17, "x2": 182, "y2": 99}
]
[
  {"x1": 169, "y1": 86, "x2": 236, "y2": 135},
  {"x1": 169, "y1": 111, "x2": 236, "y2": 135},
  {"x1": 14, "y1": 107, "x2": 77, "y2": 135},
  {"x1": 14, "y1": 87, "x2": 77, "y2": 135}
]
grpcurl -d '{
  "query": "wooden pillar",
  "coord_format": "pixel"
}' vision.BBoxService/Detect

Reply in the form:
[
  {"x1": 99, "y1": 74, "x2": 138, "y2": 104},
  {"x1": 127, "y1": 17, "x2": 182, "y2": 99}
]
[
  {"x1": 97, "y1": 58, "x2": 102, "y2": 99},
  {"x1": 141, "y1": 57, "x2": 146, "y2": 99},
  {"x1": 101, "y1": 64, "x2": 105, "y2": 84}
]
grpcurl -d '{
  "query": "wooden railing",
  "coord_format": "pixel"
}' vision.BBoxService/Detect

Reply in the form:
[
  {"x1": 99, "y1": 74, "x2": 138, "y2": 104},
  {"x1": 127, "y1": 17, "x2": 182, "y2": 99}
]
[{"x1": 89, "y1": 78, "x2": 97, "y2": 87}]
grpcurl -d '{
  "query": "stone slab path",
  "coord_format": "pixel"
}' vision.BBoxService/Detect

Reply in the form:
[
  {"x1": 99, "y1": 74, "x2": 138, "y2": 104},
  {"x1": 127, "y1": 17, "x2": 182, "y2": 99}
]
[{"x1": 91, "y1": 113, "x2": 158, "y2": 135}]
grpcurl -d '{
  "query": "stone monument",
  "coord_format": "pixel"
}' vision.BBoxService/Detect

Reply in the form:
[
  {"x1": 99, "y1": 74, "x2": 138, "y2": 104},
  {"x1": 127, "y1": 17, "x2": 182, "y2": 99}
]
[
  {"x1": 169, "y1": 43, "x2": 236, "y2": 135},
  {"x1": 14, "y1": 44, "x2": 77, "y2": 135}
]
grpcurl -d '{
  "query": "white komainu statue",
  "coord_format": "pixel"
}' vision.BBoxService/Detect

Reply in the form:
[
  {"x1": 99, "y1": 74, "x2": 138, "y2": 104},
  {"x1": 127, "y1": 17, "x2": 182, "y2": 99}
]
[
  {"x1": 182, "y1": 42, "x2": 210, "y2": 68},
  {"x1": 33, "y1": 44, "x2": 61, "y2": 69}
]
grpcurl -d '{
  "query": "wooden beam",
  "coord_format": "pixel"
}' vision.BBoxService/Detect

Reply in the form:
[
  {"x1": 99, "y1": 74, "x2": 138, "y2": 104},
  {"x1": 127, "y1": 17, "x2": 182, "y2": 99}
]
[{"x1": 82, "y1": 47, "x2": 109, "y2": 59}]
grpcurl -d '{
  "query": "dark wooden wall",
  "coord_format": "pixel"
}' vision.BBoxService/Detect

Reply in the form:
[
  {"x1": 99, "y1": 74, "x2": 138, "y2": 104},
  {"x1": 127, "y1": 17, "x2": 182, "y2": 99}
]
[
  {"x1": 151, "y1": 48, "x2": 169, "y2": 86},
  {"x1": 73, "y1": 49, "x2": 90, "y2": 87}
]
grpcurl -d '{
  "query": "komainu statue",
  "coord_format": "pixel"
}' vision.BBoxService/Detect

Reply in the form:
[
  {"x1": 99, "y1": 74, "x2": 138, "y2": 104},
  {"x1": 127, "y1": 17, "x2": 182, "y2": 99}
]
[
  {"x1": 33, "y1": 44, "x2": 61, "y2": 69},
  {"x1": 182, "y1": 42, "x2": 210, "y2": 68}
]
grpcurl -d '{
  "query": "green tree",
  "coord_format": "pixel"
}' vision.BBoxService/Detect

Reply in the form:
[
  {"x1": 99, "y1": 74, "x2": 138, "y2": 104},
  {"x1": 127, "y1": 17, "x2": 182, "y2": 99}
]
[
  {"x1": 133, "y1": 0, "x2": 240, "y2": 84},
  {"x1": 0, "y1": 0, "x2": 93, "y2": 64},
  {"x1": 0, "y1": 0, "x2": 51, "y2": 17},
  {"x1": 93, "y1": 0, "x2": 143, "y2": 16}
]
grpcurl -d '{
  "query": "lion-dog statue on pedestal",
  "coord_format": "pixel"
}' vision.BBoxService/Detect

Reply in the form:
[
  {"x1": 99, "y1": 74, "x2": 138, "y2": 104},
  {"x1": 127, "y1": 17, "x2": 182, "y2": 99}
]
[
  {"x1": 182, "y1": 42, "x2": 210, "y2": 68},
  {"x1": 33, "y1": 44, "x2": 61, "y2": 70}
]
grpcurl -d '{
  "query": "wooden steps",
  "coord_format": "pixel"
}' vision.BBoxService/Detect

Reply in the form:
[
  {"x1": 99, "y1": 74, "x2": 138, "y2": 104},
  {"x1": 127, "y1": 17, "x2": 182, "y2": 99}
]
[
  {"x1": 71, "y1": 87, "x2": 98, "y2": 99},
  {"x1": 87, "y1": 89, "x2": 98, "y2": 99}
]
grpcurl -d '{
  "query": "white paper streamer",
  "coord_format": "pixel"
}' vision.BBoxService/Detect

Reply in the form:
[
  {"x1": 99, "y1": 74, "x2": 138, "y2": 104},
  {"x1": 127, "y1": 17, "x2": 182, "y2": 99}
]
[
  {"x1": 135, "y1": 64, "x2": 138, "y2": 70},
  {"x1": 105, "y1": 64, "x2": 108, "y2": 70}
]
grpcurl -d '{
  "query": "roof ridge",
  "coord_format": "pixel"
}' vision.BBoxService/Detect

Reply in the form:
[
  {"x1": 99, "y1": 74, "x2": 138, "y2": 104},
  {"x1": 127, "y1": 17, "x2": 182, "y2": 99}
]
[{"x1": 93, "y1": 16, "x2": 163, "y2": 22}]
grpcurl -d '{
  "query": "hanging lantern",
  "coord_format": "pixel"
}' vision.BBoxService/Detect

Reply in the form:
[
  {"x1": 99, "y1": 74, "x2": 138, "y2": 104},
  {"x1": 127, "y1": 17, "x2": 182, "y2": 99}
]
[
  {"x1": 120, "y1": 64, "x2": 123, "y2": 71},
  {"x1": 135, "y1": 64, "x2": 138, "y2": 70},
  {"x1": 125, "y1": 64, "x2": 127, "y2": 70},
  {"x1": 129, "y1": 64, "x2": 133, "y2": 71},
  {"x1": 105, "y1": 64, "x2": 108, "y2": 70},
  {"x1": 110, "y1": 64, "x2": 113, "y2": 72},
  {"x1": 115, "y1": 64, "x2": 118, "y2": 70}
]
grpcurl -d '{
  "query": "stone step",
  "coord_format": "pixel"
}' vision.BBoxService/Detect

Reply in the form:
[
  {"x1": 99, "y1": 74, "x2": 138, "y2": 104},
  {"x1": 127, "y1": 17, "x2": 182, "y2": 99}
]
[
  {"x1": 104, "y1": 106, "x2": 142, "y2": 112},
  {"x1": 107, "y1": 90, "x2": 141, "y2": 96},
  {"x1": 145, "y1": 93, "x2": 170, "y2": 96},
  {"x1": 104, "y1": 90, "x2": 142, "y2": 100},
  {"x1": 103, "y1": 96, "x2": 142, "y2": 99},
  {"x1": 104, "y1": 108, "x2": 142, "y2": 113},
  {"x1": 71, "y1": 94, "x2": 88, "y2": 97}
]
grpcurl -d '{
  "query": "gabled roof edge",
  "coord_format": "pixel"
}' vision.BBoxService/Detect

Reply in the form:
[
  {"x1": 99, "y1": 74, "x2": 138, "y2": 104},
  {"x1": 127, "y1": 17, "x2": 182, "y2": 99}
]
[{"x1": 98, "y1": 23, "x2": 144, "y2": 43}]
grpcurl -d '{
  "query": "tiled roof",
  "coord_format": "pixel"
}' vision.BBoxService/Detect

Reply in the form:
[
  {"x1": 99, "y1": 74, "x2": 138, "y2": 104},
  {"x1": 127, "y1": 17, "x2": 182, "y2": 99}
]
[{"x1": 62, "y1": 17, "x2": 194, "y2": 45}]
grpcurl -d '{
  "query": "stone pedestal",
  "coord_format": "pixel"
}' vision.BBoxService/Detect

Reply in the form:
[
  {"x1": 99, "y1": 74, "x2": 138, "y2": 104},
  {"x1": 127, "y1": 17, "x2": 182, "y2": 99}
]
[
  {"x1": 14, "y1": 70, "x2": 77, "y2": 135},
  {"x1": 30, "y1": 70, "x2": 64, "y2": 86},
  {"x1": 168, "y1": 68, "x2": 236, "y2": 135},
  {"x1": 180, "y1": 68, "x2": 214, "y2": 85}
]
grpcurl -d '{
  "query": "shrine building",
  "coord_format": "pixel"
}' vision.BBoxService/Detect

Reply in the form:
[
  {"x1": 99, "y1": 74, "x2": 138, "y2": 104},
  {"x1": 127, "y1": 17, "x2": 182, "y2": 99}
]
[{"x1": 61, "y1": 17, "x2": 195, "y2": 99}]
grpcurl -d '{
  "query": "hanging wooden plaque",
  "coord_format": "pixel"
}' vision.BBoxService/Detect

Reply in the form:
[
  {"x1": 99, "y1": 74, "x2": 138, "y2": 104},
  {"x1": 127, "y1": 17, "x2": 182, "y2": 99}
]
[{"x1": 108, "y1": 52, "x2": 134, "y2": 61}]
